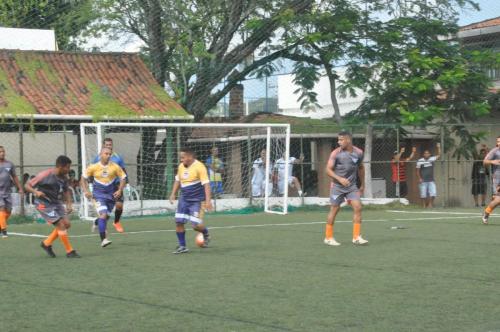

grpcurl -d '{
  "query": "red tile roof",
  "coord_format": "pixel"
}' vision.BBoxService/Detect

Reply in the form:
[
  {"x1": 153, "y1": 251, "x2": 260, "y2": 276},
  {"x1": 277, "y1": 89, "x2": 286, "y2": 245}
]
[
  {"x1": 460, "y1": 16, "x2": 500, "y2": 31},
  {"x1": 0, "y1": 50, "x2": 190, "y2": 118}
]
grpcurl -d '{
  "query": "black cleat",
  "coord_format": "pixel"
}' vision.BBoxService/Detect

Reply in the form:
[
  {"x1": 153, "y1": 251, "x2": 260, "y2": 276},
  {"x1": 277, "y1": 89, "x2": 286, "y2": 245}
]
[
  {"x1": 172, "y1": 246, "x2": 189, "y2": 254},
  {"x1": 66, "y1": 250, "x2": 81, "y2": 258},
  {"x1": 40, "y1": 242, "x2": 56, "y2": 258}
]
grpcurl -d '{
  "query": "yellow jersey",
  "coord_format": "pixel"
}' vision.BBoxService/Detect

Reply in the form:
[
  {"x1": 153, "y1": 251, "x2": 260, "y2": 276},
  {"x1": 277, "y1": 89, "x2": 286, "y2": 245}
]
[
  {"x1": 84, "y1": 161, "x2": 126, "y2": 199},
  {"x1": 175, "y1": 160, "x2": 209, "y2": 201}
]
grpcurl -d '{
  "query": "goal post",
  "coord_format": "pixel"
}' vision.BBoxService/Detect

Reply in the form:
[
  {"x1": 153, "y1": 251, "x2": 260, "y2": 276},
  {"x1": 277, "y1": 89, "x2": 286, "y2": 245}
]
[{"x1": 79, "y1": 122, "x2": 291, "y2": 220}]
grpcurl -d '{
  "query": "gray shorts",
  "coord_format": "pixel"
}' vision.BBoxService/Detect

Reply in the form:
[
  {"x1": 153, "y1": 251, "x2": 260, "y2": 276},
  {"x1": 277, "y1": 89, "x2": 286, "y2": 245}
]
[
  {"x1": 330, "y1": 187, "x2": 361, "y2": 206},
  {"x1": 494, "y1": 178, "x2": 500, "y2": 197},
  {"x1": 36, "y1": 202, "x2": 67, "y2": 224},
  {"x1": 0, "y1": 195, "x2": 12, "y2": 210}
]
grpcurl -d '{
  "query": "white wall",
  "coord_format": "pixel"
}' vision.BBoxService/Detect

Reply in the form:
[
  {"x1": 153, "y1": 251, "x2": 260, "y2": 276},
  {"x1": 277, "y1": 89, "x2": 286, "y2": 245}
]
[
  {"x1": 277, "y1": 68, "x2": 367, "y2": 119},
  {"x1": 0, "y1": 27, "x2": 57, "y2": 51}
]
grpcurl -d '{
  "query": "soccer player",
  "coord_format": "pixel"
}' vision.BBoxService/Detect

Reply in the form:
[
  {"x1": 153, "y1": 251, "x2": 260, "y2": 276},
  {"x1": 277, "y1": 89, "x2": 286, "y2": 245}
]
[
  {"x1": 205, "y1": 146, "x2": 224, "y2": 197},
  {"x1": 251, "y1": 149, "x2": 273, "y2": 197},
  {"x1": 169, "y1": 147, "x2": 212, "y2": 254},
  {"x1": 0, "y1": 146, "x2": 24, "y2": 238},
  {"x1": 25, "y1": 155, "x2": 80, "y2": 258},
  {"x1": 482, "y1": 136, "x2": 500, "y2": 224},
  {"x1": 390, "y1": 146, "x2": 416, "y2": 198},
  {"x1": 274, "y1": 153, "x2": 304, "y2": 197},
  {"x1": 324, "y1": 131, "x2": 367, "y2": 246},
  {"x1": 81, "y1": 147, "x2": 126, "y2": 248},
  {"x1": 416, "y1": 143, "x2": 441, "y2": 208},
  {"x1": 93, "y1": 138, "x2": 127, "y2": 233}
]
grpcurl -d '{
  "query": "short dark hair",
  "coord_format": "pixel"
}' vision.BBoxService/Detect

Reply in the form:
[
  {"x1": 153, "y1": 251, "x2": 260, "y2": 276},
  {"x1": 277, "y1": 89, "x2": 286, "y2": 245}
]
[
  {"x1": 0, "y1": 146, "x2": 4, "y2": 150},
  {"x1": 103, "y1": 138, "x2": 113, "y2": 144},
  {"x1": 56, "y1": 155, "x2": 72, "y2": 167},
  {"x1": 180, "y1": 147, "x2": 195, "y2": 156},
  {"x1": 338, "y1": 131, "x2": 352, "y2": 138}
]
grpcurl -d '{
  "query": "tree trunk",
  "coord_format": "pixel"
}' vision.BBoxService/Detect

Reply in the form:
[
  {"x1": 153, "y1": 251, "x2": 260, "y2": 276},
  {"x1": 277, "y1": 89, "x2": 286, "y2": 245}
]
[
  {"x1": 324, "y1": 64, "x2": 343, "y2": 124},
  {"x1": 142, "y1": 0, "x2": 166, "y2": 84},
  {"x1": 363, "y1": 124, "x2": 373, "y2": 198}
]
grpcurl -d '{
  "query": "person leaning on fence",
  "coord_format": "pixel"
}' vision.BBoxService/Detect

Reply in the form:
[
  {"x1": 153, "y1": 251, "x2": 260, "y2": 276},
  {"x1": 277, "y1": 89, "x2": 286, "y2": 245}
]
[
  {"x1": 251, "y1": 149, "x2": 273, "y2": 197},
  {"x1": 482, "y1": 136, "x2": 500, "y2": 225},
  {"x1": 416, "y1": 143, "x2": 441, "y2": 208},
  {"x1": 205, "y1": 146, "x2": 224, "y2": 198},
  {"x1": 274, "y1": 153, "x2": 304, "y2": 197},
  {"x1": 472, "y1": 147, "x2": 489, "y2": 207},
  {"x1": 391, "y1": 146, "x2": 416, "y2": 198}
]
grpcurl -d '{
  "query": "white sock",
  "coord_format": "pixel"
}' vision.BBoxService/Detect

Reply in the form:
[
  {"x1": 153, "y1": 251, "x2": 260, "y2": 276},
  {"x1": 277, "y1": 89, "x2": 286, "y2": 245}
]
[{"x1": 298, "y1": 190, "x2": 303, "y2": 196}]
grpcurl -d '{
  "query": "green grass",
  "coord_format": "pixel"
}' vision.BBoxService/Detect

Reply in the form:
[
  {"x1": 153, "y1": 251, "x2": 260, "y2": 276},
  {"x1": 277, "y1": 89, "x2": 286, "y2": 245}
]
[{"x1": 2, "y1": 208, "x2": 500, "y2": 331}]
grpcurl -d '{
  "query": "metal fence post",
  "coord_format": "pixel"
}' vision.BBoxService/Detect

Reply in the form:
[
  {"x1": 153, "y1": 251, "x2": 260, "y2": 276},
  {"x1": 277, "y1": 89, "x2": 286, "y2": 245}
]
[
  {"x1": 19, "y1": 125, "x2": 25, "y2": 217},
  {"x1": 247, "y1": 129, "x2": 252, "y2": 206},
  {"x1": 441, "y1": 126, "x2": 446, "y2": 208}
]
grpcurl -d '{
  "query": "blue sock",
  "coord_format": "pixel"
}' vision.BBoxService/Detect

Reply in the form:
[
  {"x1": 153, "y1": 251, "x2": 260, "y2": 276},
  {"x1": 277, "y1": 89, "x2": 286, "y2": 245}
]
[
  {"x1": 176, "y1": 231, "x2": 186, "y2": 247},
  {"x1": 202, "y1": 228, "x2": 209, "y2": 236},
  {"x1": 98, "y1": 218, "x2": 107, "y2": 240}
]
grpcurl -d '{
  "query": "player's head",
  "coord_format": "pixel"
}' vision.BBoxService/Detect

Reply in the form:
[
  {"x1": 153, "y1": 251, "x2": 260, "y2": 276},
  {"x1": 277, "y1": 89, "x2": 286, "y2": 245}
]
[
  {"x1": 180, "y1": 147, "x2": 195, "y2": 166},
  {"x1": 103, "y1": 138, "x2": 113, "y2": 151},
  {"x1": 423, "y1": 149, "x2": 431, "y2": 159},
  {"x1": 0, "y1": 146, "x2": 4, "y2": 160},
  {"x1": 496, "y1": 135, "x2": 500, "y2": 147},
  {"x1": 337, "y1": 131, "x2": 352, "y2": 149},
  {"x1": 211, "y1": 146, "x2": 219, "y2": 156},
  {"x1": 479, "y1": 148, "x2": 487, "y2": 158},
  {"x1": 55, "y1": 155, "x2": 72, "y2": 175},
  {"x1": 260, "y1": 149, "x2": 266, "y2": 159},
  {"x1": 100, "y1": 147, "x2": 112, "y2": 163}
]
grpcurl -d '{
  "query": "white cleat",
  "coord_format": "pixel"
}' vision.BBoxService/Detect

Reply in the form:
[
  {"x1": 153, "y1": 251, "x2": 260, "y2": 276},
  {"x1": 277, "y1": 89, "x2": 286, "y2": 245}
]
[
  {"x1": 101, "y1": 238, "x2": 112, "y2": 248},
  {"x1": 352, "y1": 236, "x2": 369, "y2": 245},
  {"x1": 482, "y1": 213, "x2": 489, "y2": 225},
  {"x1": 324, "y1": 238, "x2": 341, "y2": 246}
]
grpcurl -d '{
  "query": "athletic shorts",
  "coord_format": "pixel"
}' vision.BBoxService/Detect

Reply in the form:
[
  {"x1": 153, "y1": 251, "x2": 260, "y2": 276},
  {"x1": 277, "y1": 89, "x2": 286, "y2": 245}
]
[
  {"x1": 93, "y1": 197, "x2": 116, "y2": 216},
  {"x1": 36, "y1": 202, "x2": 66, "y2": 224},
  {"x1": 419, "y1": 181, "x2": 437, "y2": 198},
  {"x1": 493, "y1": 178, "x2": 500, "y2": 197},
  {"x1": 175, "y1": 199, "x2": 205, "y2": 225},
  {"x1": 471, "y1": 181, "x2": 487, "y2": 196},
  {"x1": 330, "y1": 187, "x2": 361, "y2": 206},
  {"x1": 0, "y1": 195, "x2": 12, "y2": 210}
]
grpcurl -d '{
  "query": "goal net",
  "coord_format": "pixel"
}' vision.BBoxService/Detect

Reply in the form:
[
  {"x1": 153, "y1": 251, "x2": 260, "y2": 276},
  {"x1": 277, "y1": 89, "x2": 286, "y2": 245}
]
[{"x1": 79, "y1": 122, "x2": 291, "y2": 220}]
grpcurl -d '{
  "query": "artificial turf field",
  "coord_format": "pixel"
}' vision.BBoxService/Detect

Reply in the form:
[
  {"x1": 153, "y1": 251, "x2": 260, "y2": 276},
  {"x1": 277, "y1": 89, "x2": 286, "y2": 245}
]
[{"x1": 1, "y1": 207, "x2": 500, "y2": 331}]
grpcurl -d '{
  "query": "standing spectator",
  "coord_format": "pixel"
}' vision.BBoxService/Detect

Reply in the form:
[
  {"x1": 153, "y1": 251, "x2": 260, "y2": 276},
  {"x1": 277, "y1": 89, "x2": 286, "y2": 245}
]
[
  {"x1": 205, "y1": 146, "x2": 224, "y2": 197},
  {"x1": 416, "y1": 143, "x2": 441, "y2": 208},
  {"x1": 251, "y1": 149, "x2": 273, "y2": 197},
  {"x1": 274, "y1": 153, "x2": 304, "y2": 197},
  {"x1": 471, "y1": 148, "x2": 489, "y2": 207},
  {"x1": 390, "y1": 146, "x2": 416, "y2": 198}
]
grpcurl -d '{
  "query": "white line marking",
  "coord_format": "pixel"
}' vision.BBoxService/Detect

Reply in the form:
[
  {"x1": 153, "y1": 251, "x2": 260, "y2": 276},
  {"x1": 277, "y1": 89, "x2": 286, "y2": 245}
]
[
  {"x1": 387, "y1": 210, "x2": 498, "y2": 216},
  {"x1": 9, "y1": 215, "x2": 483, "y2": 239}
]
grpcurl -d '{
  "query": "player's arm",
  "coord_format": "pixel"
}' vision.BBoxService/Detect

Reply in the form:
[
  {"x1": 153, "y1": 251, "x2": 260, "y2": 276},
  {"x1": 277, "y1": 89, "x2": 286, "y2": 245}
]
[
  {"x1": 405, "y1": 147, "x2": 417, "y2": 161},
  {"x1": 483, "y1": 149, "x2": 500, "y2": 166},
  {"x1": 434, "y1": 143, "x2": 441, "y2": 160},
  {"x1": 169, "y1": 179, "x2": 180, "y2": 203},
  {"x1": 199, "y1": 165, "x2": 213, "y2": 211},
  {"x1": 80, "y1": 165, "x2": 94, "y2": 199},
  {"x1": 358, "y1": 162, "x2": 365, "y2": 193},
  {"x1": 416, "y1": 164, "x2": 423, "y2": 183},
  {"x1": 11, "y1": 169, "x2": 24, "y2": 195},
  {"x1": 293, "y1": 155, "x2": 304, "y2": 164},
  {"x1": 64, "y1": 188, "x2": 73, "y2": 213},
  {"x1": 325, "y1": 152, "x2": 350, "y2": 186},
  {"x1": 113, "y1": 166, "x2": 127, "y2": 199},
  {"x1": 394, "y1": 148, "x2": 404, "y2": 162},
  {"x1": 24, "y1": 172, "x2": 47, "y2": 199}
]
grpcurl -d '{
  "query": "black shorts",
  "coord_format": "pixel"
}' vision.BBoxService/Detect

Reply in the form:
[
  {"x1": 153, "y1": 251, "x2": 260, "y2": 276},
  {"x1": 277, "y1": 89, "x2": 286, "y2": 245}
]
[{"x1": 471, "y1": 181, "x2": 487, "y2": 195}]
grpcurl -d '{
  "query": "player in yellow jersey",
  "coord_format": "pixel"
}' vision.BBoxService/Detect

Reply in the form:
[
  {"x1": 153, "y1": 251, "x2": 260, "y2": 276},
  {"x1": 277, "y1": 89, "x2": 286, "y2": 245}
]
[
  {"x1": 169, "y1": 147, "x2": 212, "y2": 254},
  {"x1": 81, "y1": 147, "x2": 126, "y2": 248}
]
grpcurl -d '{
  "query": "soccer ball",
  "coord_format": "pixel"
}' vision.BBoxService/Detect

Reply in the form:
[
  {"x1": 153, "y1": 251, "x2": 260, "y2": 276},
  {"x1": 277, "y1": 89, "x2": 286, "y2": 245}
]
[{"x1": 195, "y1": 233, "x2": 205, "y2": 247}]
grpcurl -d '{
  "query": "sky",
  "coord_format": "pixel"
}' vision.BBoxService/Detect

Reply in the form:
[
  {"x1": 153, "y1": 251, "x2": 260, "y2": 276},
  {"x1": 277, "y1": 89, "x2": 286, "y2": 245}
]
[{"x1": 458, "y1": 0, "x2": 500, "y2": 25}]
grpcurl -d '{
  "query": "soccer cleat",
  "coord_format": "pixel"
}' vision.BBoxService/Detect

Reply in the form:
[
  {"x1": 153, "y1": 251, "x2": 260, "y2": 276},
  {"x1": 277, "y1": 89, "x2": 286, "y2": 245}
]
[
  {"x1": 352, "y1": 236, "x2": 369, "y2": 245},
  {"x1": 66, "y1": 250, "x2": 81, "y2": 258},
  {"x1": 202, "y1": 234, "x2": 211, "y2": 247},
  {"x1": 324, "y1": 238, "x2": 341, "y2": 246},
  {"x1": 113, "y1": 222, "x2": 124, "y2": 233},
  {"x1": 40, "y1": 241, "x2": 56, "y2": 258},
  {"x1": 101, "y1": 238, "x2": 112, "y2": 248},
  {"x1": 172, "y1": 246, "x2": 189, "y2": 254},
  {"x1": 482, "y1": 212, "x2": 489, "y2": 225},
  {"x1": 91, "y1": 219, "x2": 98, "y2": 233}
]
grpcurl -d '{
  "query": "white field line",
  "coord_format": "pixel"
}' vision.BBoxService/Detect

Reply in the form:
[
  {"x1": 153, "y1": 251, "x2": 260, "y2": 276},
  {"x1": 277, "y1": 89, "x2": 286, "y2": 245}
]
[
  {"x1": 9, "y1": 215, "x2": 486, "y2": 239},
  {"x1": 387, "y1": 210, "x2": 498, "y2": 216}
]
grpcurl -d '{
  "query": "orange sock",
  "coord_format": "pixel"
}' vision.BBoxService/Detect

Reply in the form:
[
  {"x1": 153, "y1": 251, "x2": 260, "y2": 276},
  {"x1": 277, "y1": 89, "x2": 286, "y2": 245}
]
[
  {"x1": 485, "y1": 206, "x2": 493, "y2": 214},
  {"x1": 0, "y1": 211, "x2": 7, "y2": 230},
  {"x1": 353, "y1": 223, "x2": 361, "y2": 239},
  {"x1": 43, "y1": 229, "x2": 59, "y2": 246},
  {"x1": 325, "y1": 224, "x2": 333, "y2": 239},
  {"x1": 58, "y1": 230, "x2": 73, "y2": 253}
]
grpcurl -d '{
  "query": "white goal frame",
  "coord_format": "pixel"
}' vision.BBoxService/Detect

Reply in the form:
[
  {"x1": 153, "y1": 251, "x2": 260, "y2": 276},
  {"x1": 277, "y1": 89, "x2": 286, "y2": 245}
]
[{"x1": 79, "y1": 122, "x2": 291, "y2": 220}]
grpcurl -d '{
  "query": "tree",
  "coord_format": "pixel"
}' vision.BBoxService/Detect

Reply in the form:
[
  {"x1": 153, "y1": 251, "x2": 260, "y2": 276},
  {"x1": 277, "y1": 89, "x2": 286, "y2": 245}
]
[
  {"x1": 93, "y1": 0, "x2": 314, "y2": 120},
  {"x1": 0, "y1": 0, "x2": 94, "y2": 50}
]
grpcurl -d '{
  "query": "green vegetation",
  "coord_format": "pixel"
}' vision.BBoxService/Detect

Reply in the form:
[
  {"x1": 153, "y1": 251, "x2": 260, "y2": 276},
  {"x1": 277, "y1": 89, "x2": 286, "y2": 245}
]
[
  {"x1": 0, "y1": 67, "x2": 36, "y2": 115},
  {"x1": 87, "y1": 82, "x2": 138, "y2": 120},
  {"x1": 149, "y1": 84, "x2": 189, "y2": 117},
  {"x1": 14, "y1": 52, "x2": 59, "y2": 85},
  {"x1": 2, "y1": 209, "x2": 500, "y2": 331}
]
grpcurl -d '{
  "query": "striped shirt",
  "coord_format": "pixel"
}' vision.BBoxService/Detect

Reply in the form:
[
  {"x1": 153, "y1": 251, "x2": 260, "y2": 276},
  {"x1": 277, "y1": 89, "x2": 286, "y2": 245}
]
[{"x1": 391, "y1": 160, "x2": 407, "y2": 182}]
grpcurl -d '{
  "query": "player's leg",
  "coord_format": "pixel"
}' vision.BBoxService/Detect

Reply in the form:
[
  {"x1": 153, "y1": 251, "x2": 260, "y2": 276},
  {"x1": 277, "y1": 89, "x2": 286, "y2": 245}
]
[
  {"x1": 113, "y1": 199, "x2": 125, "y2": 233},
  {"x1": 190, "y1": 202, "x2": 210, "y2": 247},
  {"x1": 483, "y1": 185, "x2": 500, "y2": 224},
  {"x1": 419, "y1": 182, "x2": 427, "y2": 208},
  {"x1": 400, "y1": 182, "x2": 408, "y2": 198},
  {"x1": 428, "y1": 182, "x2": 437, "y2": 208},
  {"x1": 349, "y1": 192, "x2": 368, "y2": 245},
  {"x1": 56, "y1": 216, "x2": 80, "y2": 258},
  {"x1": 95, "y1": 199, "x2": 113, "y2": 247},
  {"x1": 291, "y1": 177, "x2": 303, "y2": 196},
  {"x1": 324, "y1": 190, "x2": 343, "y2": 246},
  {"x1": 0, "y1": 196, "x2": 12, "y2": 237},
  {"x1": 173, "y1": 199, "x2": 189, "y2": 253}
]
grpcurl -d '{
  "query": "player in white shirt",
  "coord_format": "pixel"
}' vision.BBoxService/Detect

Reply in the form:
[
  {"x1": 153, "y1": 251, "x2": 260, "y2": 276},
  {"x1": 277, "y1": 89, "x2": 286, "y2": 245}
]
[
  {"x1": 274, "y1": 153, "x2": 304, "y2": 197},
  {"x1": 251, "y1": 149, "x2": 273, "y2": 197}
]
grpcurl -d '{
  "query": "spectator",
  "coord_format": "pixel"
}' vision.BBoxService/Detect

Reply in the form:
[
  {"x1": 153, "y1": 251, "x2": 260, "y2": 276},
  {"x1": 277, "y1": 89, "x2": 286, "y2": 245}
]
[
  {"x1": 391, "y1": 147, "x2": 416, "y2": 198},
  {"x1": 472, "y1": 148, "x2": 489, "y2": 207},
  {"x1": 251, "y1": 149, "x2": 273, "y2": 197},
  {"x1": 416, "y1": 143, "x2": 441, "y2": 208},
  {"x1": 274, "y1": 153, "x2": 304, "y2": 197},
  {"x1": 205, "y1": 146, "x2": 224, "y2": 197}
]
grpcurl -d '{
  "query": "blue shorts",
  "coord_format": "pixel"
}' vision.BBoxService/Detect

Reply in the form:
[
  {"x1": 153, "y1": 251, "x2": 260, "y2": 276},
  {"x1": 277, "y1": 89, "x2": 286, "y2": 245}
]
[
  {"x1": 175, "y1": 199, "x2": 205, "y2": 225},
  {"x1": 419, "y1": 181, "x2": 437, "y2": 198},
  {"x1": 93, "y1": 198, "x2": 116, "y2": 216},
  {"x1": 330, "y1": 187, "x2": 361, "y2": 206}
]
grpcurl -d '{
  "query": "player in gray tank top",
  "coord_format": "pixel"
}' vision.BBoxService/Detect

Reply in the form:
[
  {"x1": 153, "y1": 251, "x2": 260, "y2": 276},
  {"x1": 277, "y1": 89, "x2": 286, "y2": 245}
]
[
  {"x1": 482, "y1": 136, "x2": 500, "y2": 224},
  {"x1": 0, "y1": 146, "x2": 23, "y2": 238}
]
